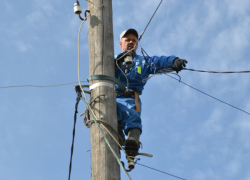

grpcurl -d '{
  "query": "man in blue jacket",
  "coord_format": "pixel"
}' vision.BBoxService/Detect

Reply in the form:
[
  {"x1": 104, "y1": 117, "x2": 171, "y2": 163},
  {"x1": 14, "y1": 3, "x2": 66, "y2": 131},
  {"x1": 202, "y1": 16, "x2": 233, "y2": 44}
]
[{"x1": 115, "y1": 29, "x2": 187, "y2": 155}]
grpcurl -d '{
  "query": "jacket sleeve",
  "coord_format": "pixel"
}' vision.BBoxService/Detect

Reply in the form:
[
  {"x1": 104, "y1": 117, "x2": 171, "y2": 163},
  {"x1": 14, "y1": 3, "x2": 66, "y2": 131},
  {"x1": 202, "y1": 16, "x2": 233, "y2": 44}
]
[{"x1": 147, "y1": 55, "x2": 177, "y2": 74}]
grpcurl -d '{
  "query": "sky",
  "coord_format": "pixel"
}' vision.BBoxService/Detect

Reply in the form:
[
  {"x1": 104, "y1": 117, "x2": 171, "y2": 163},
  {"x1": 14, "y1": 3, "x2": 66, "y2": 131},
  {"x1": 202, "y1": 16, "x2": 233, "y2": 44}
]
[{"x1": 1, "y1": 0, "x2": 250, "y2": 180}]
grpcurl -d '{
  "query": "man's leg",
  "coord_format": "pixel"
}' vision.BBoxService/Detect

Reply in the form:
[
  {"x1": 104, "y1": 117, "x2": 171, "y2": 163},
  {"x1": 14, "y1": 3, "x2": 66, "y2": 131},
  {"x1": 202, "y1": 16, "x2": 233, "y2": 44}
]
[{"x1": 117, "y1": 96, "x2": 142, "y2": 154}]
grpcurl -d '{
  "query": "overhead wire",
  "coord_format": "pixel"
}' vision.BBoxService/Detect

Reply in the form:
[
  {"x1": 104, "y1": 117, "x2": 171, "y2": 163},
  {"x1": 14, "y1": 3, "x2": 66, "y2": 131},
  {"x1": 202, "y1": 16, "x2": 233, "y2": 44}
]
[
  {"x1": 139, "y1": 41, "x2": 156, "y2": 69},
  {"x1": 166, "y1": 74, "x2": 250, "y2": 116},
  {"x1": 0, "y1": 81, "x2": 88, "y2": 89},
  {"x1": 138, "y1": 0, "x2": 163, "y2": 41},
  {"x1": 136, "y1": 162, "x2": 187, "y2": 180},
  {"x1": 183, "y1": 68, "x2": 250, "y2": 74},
  {"x1": 68, "y1": 87, "x2": 81, "y2": 180},
  {"x1": 139, "y1": 45, "x2": 250, "y2": 116},
  {"x1": 1, "y1": 66, "x2": 250, "y2": 117},
  {"x1": 143, "y1": 70, "x2": 180, "y2": 82},
  {"x1": 2, "y1": 67, "x2": 249, "y2": 89}
]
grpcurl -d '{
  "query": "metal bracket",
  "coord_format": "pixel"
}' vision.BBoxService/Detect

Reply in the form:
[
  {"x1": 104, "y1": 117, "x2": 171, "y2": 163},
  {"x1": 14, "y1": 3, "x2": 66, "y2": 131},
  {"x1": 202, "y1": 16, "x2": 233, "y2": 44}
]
[
  {"x1": 89, "y1": 82, "x2": 115, "y2": 91},
  {"x1": 87, "y1": 75, "x2": 127, "y2": 92}
]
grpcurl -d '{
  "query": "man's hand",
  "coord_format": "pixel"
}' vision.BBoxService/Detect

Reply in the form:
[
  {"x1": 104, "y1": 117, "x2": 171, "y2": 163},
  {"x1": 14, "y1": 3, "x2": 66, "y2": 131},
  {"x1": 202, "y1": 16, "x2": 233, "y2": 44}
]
[{"x1": 172, "y1": 58, "x2": 188, "y2": 73}]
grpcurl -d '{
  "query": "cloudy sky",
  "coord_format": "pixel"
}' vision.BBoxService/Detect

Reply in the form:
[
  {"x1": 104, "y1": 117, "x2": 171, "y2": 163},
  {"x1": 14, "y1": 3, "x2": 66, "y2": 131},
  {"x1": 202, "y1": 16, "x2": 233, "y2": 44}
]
[{"x1": 1, "y1": 0, "x2": 250, "y2": 180}]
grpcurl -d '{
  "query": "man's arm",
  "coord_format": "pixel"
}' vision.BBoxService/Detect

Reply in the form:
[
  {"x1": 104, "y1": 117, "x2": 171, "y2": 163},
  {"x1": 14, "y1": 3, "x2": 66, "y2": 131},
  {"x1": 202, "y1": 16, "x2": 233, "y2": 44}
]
[
  {"x1": 147, "y1": 55, "x2": 176, "y2": 74},
  {"x1": 147, "y1": 55, "x2": 187, "y2": 74}
]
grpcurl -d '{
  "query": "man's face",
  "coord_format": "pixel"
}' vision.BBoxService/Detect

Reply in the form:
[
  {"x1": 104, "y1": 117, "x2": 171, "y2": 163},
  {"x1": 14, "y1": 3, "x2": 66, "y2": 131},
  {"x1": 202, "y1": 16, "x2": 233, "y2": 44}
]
[{"x1": 119, "y1": 33, "x2": 138, "y2": 52}]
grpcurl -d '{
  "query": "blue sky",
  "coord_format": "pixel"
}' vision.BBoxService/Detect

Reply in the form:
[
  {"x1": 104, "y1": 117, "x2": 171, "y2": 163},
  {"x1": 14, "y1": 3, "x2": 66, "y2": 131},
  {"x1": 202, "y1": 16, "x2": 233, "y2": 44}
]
[{"x1": 1, "y1": 0, "x2": 250, "y2": 180}]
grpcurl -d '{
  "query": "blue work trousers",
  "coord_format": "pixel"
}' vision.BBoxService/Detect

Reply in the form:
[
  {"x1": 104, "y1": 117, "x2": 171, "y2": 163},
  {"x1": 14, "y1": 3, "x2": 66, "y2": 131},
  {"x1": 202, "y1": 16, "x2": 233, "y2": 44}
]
[{"x1": 116, "y1": 94, "x2": 142, "y2": 135}]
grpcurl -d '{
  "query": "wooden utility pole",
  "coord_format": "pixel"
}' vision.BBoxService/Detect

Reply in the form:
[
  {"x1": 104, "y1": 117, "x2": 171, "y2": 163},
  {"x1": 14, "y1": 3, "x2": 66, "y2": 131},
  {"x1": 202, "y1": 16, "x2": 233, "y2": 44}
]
[{"x1": 88, "y1": 0, "x2": 120, "y2": 179}]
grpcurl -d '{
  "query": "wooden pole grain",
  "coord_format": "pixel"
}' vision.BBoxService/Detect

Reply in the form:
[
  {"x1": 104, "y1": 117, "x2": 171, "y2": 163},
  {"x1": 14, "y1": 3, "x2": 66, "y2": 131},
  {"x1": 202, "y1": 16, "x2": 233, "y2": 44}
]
[{"x1": 88, "y1": 0, "x2": 120, "y2": 179}]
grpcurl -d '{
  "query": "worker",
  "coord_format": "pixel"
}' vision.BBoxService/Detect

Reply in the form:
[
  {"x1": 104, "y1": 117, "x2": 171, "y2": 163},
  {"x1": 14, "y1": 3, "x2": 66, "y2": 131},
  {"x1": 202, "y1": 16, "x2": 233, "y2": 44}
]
[{"x1": 115, "y1": 29, "x2": 187, "y2": 155}]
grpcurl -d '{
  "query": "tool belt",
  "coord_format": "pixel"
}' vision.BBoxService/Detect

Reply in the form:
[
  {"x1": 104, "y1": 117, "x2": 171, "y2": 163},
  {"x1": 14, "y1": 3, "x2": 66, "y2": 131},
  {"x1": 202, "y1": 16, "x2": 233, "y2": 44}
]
[{"x1": 116, "y1": 91, "x2": 141, "y2": 113}]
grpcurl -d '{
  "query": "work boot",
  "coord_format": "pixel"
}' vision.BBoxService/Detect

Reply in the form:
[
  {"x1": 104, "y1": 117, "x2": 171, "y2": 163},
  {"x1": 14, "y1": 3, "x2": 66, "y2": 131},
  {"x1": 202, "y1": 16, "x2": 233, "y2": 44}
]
[
  {"x1": 118, "y1": 121, "x2": 125, "y2": 146},
  {"x1": 124, "y1": 128, "x2": 141, "y2": 156}
]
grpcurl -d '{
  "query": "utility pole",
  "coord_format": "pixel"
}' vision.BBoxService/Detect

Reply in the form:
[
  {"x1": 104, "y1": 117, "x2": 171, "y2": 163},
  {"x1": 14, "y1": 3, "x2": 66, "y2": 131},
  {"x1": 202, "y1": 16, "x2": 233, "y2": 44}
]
[{"x1": 87, "y1": 0, "x2": 120, "y2": 179}]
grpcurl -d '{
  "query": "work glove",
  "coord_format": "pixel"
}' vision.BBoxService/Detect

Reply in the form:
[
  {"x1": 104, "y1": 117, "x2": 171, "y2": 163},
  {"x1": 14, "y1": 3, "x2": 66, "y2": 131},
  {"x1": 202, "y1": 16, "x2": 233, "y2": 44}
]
[
  {"x1": 115, "y1": 50, "x2": 135, "y2": 65},
  {"x1": 172, "y1": 58, "x2": 188, "y2": 73}
]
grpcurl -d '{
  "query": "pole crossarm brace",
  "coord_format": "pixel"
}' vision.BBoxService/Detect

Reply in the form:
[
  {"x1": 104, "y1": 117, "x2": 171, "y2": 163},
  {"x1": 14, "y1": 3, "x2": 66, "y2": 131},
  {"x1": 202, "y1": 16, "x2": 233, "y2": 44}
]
[{"x1": 87, "y1": 75, "x2": 127, "y2": 92}]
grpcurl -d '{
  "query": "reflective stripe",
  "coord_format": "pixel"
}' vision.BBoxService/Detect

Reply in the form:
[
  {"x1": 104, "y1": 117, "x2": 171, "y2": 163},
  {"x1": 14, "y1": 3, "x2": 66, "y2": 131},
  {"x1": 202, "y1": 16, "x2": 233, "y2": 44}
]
[{"x1": 137, "y1": 66, "x2": 141, "y2": 74}]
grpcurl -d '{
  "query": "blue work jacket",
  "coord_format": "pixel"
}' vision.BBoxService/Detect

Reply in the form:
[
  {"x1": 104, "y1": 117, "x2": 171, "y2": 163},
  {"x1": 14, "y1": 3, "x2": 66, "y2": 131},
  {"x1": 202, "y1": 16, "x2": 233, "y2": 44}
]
[{"x1": 115, "y1": 53, "x2": 177, "y2": 95}]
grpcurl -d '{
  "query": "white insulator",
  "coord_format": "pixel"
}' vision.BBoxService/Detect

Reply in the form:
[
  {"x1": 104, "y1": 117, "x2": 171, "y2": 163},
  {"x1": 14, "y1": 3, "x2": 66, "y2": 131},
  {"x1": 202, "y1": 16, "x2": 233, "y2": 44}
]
[
  {"x1": 74, "y1": 3, "x2": 82, "y2": 14},
  {"x1": 124, "y1": 56, "x2": 133, "y2": 66},
  {"x1": 128, "y1": 160, "x2": 135, "y2": 170}
]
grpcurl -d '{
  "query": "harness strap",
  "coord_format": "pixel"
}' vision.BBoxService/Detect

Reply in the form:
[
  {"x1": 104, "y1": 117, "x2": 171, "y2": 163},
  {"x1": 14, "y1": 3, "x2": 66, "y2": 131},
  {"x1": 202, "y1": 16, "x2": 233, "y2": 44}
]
[
  {"x1": 134, "y1": 92, "x2": 140, "y2": 113},
  {"x1": 117, "y1": 91, "x2": 141, "y2": 113}
]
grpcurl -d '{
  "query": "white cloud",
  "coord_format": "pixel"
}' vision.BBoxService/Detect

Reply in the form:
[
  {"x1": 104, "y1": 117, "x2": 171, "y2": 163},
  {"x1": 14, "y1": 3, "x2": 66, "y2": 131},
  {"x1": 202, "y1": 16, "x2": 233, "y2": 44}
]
[
  {"x1": 193, "y1": 169, "x2": 208, "y2": 180},
  {"x1": 36, "y1": 0, "x2": 53, "y2": 13},
  {"x1": 33, "y1": 0, "x2": 56, "y2": 16},
  {"x1": 225, "y1": 0, "x2": 250, "y2": 18},
  {"x1": 26, "y1": 11, "x2": 45, "y2": 23},
  {"x1": 224, "y1": 158, "x2": 241, "y2": 178},
  {"x1": 25, "y1": 0, "x2": 59, "y2": 25},
  {"x1": 15, "y1": 41, "x2": 33, "y2": 52},
  {"x1": 234, "y1": 109, "x2": 250, "y2": 148},
  {"x1": 180, "y1": 142, "x2": 201, "y2": 160},
  {"x1": 200, "y1": 109, "x2": 223, "y2": 137},
  {"x1": 3, "y1": 2, "x2": 12, "y2": 12},
  {"x1": 60, "y1": 38, "x2": 74, "y2": 48}
]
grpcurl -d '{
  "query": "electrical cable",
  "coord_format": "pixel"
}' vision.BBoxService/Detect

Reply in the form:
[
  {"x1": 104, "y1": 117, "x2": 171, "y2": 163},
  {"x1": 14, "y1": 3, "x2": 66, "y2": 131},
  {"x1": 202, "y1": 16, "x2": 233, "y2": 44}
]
[
  {"x1": 183, "y1": 68, "x2": 250, "y2": 74},
  {"x1": 166, "y1": 74, "x2": 250, "y2": 116},
  {"x1": 100, "y1": 123, "x2": 139, "y2": 161},
  {"x1": 137, "y1": 47, "x2": 250, "y2": 116},
  {"x1": 115, "y1": 52, "x2": 130, "y2": 90},
  {"x1": 136, "y1": 162, "x2": 187, "y2": 180},
  {"x1": 80, "y1": 96, "x2": 132, "y2": 179},
  {"x1": 138, "y1": 0, "x2": 163, "y2": 41},
  {"x1": 142, "y1": 71, "x2": 180, "y2": 82},
  {"x1": 84, "y1": 98, "x2": 139, "y2": 164},
  {"x1": 68, "y1": 87, "x2": 82, "y2": 180},
  {"x1": 139, "y1": 42, "x2": 156, "y2": 69},
  {"x1": 0, "y1": 81, "x2": 88, "y2": 89},
  {"x1": 2, "y1": 66, "x2": 249, "y2": 89}
]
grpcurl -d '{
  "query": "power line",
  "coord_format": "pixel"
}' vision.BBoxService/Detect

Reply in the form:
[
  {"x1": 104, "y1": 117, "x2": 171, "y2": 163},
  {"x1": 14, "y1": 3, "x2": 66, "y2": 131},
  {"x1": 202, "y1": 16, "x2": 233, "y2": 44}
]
[
  {"x1": 136, "y1": 162, "x2": 187, "y2": 180},
  {"x1": 138, "y1": 0, "x2": 163, "y2": 41},
  {"x1": 183, "y1": 68, "x2": 250, "y2": 73},
  {"x1": 1, "y1": 75, "x2": 249, "y2": 117},
  {"x1": 167, "y1": 74, "x2": 250, "y2": 116},
  {"x1": 68, "y1": 86, "x2": 82, "y2": 180},
  {"x1": 0, "y1": 81, "x2": 88, "y2": 89}
]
